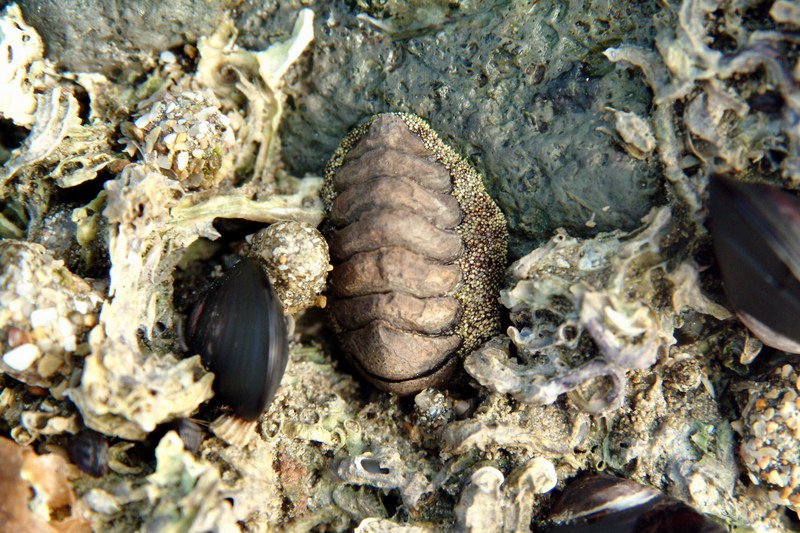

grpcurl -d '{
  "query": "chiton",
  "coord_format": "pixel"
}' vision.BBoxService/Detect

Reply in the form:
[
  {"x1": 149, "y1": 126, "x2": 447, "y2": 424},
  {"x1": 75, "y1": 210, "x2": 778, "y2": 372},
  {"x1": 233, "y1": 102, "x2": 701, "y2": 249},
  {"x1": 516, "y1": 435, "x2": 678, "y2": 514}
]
[{"x1": 322, "y1": 113, "x2": 507, "y2": 395}]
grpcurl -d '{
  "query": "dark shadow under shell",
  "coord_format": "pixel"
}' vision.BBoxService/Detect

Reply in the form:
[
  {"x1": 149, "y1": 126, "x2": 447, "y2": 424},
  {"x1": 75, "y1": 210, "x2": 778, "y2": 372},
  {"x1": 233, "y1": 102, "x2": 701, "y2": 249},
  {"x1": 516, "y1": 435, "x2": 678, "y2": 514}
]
[{"x1": 186, "y1": 258, "x2": 289, "y2": 421}]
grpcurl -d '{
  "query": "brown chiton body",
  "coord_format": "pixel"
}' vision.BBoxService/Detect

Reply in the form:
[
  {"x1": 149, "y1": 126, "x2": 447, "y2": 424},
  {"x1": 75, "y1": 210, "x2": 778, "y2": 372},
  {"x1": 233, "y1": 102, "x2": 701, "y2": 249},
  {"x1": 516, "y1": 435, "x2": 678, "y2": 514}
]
[{"x1": 323, "y1": 113, "x2": 507, "y2": 395}]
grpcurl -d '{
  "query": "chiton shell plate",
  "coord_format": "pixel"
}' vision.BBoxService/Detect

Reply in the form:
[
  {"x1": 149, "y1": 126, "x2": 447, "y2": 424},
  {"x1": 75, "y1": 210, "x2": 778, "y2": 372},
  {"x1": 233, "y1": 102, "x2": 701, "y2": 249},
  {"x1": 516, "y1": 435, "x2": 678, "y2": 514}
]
[{"x1": 323, "y1": 113, "x2": 507, "y2": 395}]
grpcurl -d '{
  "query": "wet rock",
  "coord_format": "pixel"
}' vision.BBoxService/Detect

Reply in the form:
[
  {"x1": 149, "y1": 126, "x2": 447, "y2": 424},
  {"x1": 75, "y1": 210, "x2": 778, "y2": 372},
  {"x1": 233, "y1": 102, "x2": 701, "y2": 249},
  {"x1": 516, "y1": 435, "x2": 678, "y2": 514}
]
[{"x1": 17, "y1": 0, "x2": 230, "y2": 79}]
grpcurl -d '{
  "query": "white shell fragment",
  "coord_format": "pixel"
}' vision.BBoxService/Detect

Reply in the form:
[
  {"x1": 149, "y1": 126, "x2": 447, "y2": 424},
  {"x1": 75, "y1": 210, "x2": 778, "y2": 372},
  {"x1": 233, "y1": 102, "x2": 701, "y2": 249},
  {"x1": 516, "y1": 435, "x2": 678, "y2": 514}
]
[
  {"x1": 0, "y1": 87, "x2": 83, "y2": 190},
  {"x1": 503, "y1": 459, "x2": 557, "y2": 533},
  {"x1": 2, "y1": 343, "x2": 41, "y2": 371},
  {"x1": 30, "y1": 307, "x2": 59, "y2": 328},
  {"x1": 455, "y1": 467, "x2": 505, "y2": 533},
  {"x1": 0, "y1": 4, "x2": 43, "y2": 127},
  {"x1": 607, "y1": 107, "x2": 655, "y2": 158},
  {"x1": 257, "y1": 8, "x2": 314, "y2": 89},
  {"x1": 518, "y1": 457, "x2": 557, "y2": 494}
]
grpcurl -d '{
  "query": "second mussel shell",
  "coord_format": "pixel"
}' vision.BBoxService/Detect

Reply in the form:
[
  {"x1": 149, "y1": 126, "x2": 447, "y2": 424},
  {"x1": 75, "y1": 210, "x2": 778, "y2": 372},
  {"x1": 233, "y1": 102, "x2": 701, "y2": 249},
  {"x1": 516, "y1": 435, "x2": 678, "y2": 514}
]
[
  {"x1": 186, "y1": 257, "x2": 289, "y2": 421},
  {"x1": 710, "y1": 174, "x2": 800, "y2": 354},
  {"x1": 544, "y1": 475, "x2": 724, "y2": 533}
]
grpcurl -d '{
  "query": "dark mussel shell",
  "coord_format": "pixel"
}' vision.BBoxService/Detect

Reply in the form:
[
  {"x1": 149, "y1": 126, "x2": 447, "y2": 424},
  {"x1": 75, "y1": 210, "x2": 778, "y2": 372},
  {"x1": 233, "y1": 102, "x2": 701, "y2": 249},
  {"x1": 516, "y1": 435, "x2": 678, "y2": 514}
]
[
  {"x1": 186, "y1": 258, "x2": 289, "y2": 421},
  {"x1": 67, "y1": 429, "x2": 109, "y2": 477},
  {"x1": 710, "y1": 174, "x2": 800, "y2": 353},
  {"x1": 545, "y1": 475, "x2": 724, "y2": 533}
]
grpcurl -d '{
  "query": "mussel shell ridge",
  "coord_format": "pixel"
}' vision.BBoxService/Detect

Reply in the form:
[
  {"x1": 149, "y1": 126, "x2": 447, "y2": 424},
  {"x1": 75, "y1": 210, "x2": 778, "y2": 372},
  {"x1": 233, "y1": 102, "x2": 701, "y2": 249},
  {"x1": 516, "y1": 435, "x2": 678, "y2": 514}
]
[{"x1": 186, "y1": 258, "x2": 289, "y2": 421}]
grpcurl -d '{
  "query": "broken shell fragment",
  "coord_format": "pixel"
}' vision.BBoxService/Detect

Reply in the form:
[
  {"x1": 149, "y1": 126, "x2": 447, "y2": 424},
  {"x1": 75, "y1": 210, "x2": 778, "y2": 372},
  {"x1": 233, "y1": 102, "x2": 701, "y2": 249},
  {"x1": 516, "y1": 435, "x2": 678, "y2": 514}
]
[
  {"x1": 710, "y1": 174, "x2": 800, "y2": 353},
  {"x1": 545, "y1": 475, "x2": 724, "y2": 533},
  {"x1": 186, "y1": 258, "x2": 289, "y2": 421},
  {"x1": 0, "y1": 436, "x2": 91, "y2": 532},
  {"x1": 455, "y1": 466, "x2": 505, "y2": 533}
]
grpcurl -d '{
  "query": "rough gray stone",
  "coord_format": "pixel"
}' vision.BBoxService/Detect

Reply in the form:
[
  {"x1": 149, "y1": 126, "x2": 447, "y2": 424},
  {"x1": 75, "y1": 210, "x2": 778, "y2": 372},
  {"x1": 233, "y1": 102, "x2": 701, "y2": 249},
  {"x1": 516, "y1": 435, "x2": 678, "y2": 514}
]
[{"x1": 17, "y1": 0, "x2": 230, "y2": 79}]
